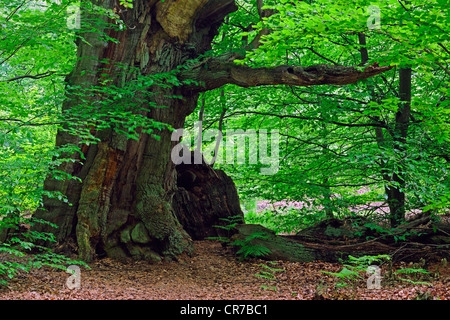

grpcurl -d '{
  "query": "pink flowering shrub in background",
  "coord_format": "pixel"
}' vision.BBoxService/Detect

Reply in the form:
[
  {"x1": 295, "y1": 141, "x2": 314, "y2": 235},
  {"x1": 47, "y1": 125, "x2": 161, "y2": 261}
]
[{"x1": 244, "y1": 186, "x2": 423, "y2": 234}]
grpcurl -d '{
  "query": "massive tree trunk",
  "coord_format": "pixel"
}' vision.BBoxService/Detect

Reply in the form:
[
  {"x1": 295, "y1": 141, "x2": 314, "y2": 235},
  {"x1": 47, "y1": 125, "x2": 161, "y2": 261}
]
[
  {"x1": 33, "y1": 0, "x2": 392, "y2": 262},
  {"x1": 173, "y1": 151, "x2": 244, "y2": 240},
  {"x1": 34, "y1": 0, "x2": 239, "y2": 262}
]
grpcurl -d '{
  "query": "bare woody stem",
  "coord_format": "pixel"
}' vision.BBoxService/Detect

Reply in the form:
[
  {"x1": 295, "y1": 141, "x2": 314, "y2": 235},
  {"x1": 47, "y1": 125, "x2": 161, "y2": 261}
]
[{"x1": 181, "y1": 59, "x2": 393, "y2": 92}]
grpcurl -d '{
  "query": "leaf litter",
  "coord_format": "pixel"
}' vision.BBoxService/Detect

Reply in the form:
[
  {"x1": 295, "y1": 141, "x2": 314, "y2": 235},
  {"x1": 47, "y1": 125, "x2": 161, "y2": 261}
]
[{"x1": 0, "y1": 240, "x2": 448, "y2": 300}]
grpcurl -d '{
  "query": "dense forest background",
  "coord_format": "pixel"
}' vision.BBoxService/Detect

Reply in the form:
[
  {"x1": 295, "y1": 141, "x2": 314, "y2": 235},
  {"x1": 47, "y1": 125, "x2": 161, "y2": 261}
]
[{"x1": 0, "y1": 0, "x2": 448, "y2": 299}]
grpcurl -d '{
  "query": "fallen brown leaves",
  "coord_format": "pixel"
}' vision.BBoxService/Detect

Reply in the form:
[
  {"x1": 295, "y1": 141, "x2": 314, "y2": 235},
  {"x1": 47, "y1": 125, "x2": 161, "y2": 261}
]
[{"x1": 0, "y1": 240, "x2": 448, "y2": 300}]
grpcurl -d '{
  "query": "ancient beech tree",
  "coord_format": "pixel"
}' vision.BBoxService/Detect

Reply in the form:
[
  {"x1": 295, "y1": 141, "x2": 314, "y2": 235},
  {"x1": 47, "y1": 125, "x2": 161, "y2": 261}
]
[{"x1": 33, "y1": 0, "x2": 391, "y2": 262}]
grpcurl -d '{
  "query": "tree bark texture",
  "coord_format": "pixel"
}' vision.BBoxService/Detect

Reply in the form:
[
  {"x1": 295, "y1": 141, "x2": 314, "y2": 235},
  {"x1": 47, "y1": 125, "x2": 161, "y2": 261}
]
[
  {"x1": 34, "y1": 0, "x2": 239, "y2": 262},
  {"x1": 173, "y1": 151, "x2": 244, "y2": 240},
  {"x1": 33, "y1": 0, "x2": 393, "y2": 262},
  {"x1": 388, "y1": 67, "x2": 411, "y2": 227}
]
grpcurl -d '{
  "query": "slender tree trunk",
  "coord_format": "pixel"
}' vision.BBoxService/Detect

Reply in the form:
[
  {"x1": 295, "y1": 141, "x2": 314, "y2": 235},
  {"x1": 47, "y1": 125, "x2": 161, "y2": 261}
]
[
  {"x1": 388, "y1": 67, "x2": 411, "y2": 227},
  {"x1": 374, "y1": 67, "x2": 411, "y2": 228}
]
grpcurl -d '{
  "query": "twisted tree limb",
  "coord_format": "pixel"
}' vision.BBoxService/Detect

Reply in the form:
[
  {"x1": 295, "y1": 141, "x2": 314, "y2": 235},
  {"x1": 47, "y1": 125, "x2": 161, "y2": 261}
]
[{"x1": 181, "y1": 58, "x2": 393, "y2": 92}]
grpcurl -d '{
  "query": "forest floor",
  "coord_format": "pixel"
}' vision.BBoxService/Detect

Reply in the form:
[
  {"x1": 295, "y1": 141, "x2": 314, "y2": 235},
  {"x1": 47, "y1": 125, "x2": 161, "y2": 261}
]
[{"x1": 0, "y1": 240, "x2": 449, "y2": 300}]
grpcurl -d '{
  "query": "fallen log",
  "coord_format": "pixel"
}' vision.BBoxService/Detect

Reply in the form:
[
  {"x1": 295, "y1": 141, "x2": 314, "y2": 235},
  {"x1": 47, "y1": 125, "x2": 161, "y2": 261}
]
[{"x1": 228, "y1": 218, "x2": 450, "y2": 263}]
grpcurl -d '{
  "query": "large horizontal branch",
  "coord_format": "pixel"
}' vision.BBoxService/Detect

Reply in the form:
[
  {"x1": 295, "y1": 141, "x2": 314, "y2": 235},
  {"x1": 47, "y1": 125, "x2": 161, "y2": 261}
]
[{"x1": 180, "y1": 58, "x2": 393, "y2": 92}]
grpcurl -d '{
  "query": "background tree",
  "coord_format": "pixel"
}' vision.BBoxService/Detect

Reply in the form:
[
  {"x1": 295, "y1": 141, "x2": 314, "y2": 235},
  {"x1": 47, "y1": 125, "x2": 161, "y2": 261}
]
[{"x1": 0, "y1": 0, "x2": 91, "y2": 281}]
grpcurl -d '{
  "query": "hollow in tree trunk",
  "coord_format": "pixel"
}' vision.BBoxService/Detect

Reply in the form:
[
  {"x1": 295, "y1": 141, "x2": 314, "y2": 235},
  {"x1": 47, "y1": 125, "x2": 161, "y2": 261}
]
[{"x1": 33, "y1": 0, "x2": 239, "y2": 262}]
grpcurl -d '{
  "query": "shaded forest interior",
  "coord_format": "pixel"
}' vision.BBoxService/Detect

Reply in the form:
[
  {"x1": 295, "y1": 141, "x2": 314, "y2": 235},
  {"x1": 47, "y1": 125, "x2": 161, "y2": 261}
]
[{"x1": 0, "y1": 0, "x2": 449, "y2": 300}]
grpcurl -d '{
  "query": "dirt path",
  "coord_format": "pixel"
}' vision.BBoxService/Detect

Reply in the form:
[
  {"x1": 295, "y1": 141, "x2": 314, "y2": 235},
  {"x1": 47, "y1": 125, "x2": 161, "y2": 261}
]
[{"x1": 0, "y1": 240, "x2": 449, "y2": 300}]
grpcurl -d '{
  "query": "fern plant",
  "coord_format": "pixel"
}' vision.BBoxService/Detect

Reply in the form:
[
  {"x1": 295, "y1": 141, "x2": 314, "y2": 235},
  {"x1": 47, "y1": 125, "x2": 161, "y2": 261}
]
[
  {"x1": 207, "y1": 215, "x2": 272, "y2": 261},
  {"x1": 394, "y1": 268, "x2": 432, "y2": 286},
  {"x1": 321, "y1": 254, "x2": 390, "y2": 294},
  {"x1": 232, "y1": 232, "x2": 271, "y2": 261},
  {"x1": 206, "y1": 215, "x2": 244, "y2": 244},
  {"x1": 255, "y1": 261, "x2": 285, "y2": 292}
]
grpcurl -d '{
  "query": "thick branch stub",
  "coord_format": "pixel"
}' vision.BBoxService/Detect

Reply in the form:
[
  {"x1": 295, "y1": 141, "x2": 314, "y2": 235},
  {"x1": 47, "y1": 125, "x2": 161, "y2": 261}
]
[{"x1": 196, "y1": 0, "x2": 238, "y2": 27}]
